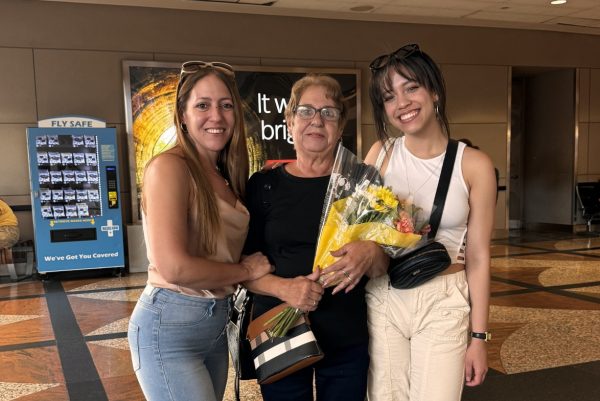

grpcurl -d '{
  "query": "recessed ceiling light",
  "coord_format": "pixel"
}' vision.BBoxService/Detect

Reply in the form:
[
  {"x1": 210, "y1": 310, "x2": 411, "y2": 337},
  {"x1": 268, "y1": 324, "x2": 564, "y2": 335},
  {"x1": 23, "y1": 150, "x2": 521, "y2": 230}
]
[
  {"x1": 550, "y1": 0, "x2": 567, "y2": 5},
  {"x1": 350, "y1": 5, "x2": 374, "y2": 12}
]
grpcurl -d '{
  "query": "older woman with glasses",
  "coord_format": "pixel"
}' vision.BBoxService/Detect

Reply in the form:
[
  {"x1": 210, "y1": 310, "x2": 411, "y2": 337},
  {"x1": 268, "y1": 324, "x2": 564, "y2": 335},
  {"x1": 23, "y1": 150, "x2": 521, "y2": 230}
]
[
  {"x1": 363, "y1": 44, "x2": 495, "y2": 401},
  {"x1": 127, "y1": 61, "x2": 272, "y2": 401},
  {"x1": 243, "y1": 73, "x2": 388, "y2": 401}
]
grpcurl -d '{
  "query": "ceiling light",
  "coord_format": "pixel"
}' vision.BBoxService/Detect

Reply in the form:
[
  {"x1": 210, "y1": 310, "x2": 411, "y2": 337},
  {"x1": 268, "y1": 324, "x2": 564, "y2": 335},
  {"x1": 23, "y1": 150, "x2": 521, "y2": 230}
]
[{"x1": 550, "y1": 0, "x2": 567, "y2": 5}]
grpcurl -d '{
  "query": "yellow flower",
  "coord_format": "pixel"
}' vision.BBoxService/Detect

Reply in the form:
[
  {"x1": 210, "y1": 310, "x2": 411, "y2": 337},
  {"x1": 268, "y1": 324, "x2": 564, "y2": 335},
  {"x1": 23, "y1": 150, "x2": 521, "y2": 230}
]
[{"x1": 368, "y1": 186, "x2": 398, "y2": 211}]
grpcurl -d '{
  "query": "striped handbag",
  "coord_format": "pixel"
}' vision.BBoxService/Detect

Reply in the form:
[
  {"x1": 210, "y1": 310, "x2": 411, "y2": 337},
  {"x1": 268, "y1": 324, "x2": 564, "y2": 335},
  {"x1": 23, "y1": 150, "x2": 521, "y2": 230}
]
[{"x1": 247, "y1": 303, "x2": 324, "y2": 384}]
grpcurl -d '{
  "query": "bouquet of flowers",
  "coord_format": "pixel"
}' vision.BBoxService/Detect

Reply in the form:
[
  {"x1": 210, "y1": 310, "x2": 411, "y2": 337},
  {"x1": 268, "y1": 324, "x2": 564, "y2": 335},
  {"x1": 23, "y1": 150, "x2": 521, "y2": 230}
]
[
  {"x1": 265, "y1": 144, "x2": 430, "y2": 337},
  {"x1": 314, "y1": 144, "x2": 430, "y2": 284}
]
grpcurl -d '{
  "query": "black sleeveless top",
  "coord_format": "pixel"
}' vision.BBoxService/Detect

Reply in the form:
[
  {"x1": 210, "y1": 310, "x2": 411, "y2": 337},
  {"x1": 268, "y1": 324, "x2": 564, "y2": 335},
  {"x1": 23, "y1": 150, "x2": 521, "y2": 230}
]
[{"x1": 243, "y1": 166, "x2": 368, "y2": 353}]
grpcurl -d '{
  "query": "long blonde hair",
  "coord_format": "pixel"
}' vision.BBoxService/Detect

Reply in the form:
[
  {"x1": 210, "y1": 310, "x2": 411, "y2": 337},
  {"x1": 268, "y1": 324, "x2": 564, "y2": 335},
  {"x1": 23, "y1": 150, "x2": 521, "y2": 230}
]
[{"x1": 146, "y1": 65, "x2": 248, "y2": 256}]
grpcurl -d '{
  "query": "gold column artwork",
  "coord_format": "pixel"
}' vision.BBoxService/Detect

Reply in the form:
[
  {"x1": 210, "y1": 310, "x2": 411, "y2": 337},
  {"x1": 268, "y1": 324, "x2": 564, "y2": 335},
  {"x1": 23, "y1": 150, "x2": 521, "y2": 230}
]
[{"x1": 129, "y1": 71, "x2": 267, "y2": 206}]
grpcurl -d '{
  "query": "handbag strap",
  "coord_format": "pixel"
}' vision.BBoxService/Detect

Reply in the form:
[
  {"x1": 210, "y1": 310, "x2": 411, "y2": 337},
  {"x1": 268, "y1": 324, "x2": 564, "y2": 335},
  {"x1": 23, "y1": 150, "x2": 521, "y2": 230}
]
[
  {"x1": 427, "y1": 139, "x2": 458, "y2": 239},
  {"x1": 374, "y1": 137, "x2": 397, "y2": 170},
  {"x1": 232, "y1": 285, "x2": 251, "y2": 401}
]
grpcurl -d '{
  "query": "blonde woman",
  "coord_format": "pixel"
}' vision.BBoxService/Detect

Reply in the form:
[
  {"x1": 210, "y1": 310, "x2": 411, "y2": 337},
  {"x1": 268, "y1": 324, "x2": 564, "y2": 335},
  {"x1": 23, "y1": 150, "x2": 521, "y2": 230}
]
[{"x1": 128, "y1": 61, "x2": 272, "y2": 401}]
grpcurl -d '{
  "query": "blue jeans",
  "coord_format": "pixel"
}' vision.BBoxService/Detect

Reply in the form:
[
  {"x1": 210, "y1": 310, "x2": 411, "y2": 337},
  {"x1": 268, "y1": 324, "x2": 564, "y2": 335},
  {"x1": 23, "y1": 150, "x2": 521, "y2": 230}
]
[
  {"x1": 260, "y1": 342, "x2": 369, "y2": 401},
  {"x1": 128, "y1": 285, "x2": 230, "y2": 401}
]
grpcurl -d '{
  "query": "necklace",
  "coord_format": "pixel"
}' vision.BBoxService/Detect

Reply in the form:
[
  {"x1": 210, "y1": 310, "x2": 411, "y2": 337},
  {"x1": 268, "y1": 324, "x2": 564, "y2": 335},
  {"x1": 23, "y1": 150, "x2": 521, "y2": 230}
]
[
  {"x1": 213, "y1": 165, "x2": 229, "y2": 186},
  {"x1": 401, "y1": 138, "x2": 443, "y2": 203}
]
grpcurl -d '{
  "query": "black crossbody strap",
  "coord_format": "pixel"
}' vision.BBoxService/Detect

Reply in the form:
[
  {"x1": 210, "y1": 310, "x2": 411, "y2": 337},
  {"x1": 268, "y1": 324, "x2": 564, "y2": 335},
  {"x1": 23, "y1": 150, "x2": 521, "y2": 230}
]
[{"x1": 428, "y1": 139, "x2": 458, "y2": 239}]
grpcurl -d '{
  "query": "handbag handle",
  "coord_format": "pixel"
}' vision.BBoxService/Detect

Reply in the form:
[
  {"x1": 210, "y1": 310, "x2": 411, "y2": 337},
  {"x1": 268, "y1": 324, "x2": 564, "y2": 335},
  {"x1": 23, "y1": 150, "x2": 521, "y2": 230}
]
[{"x1": 427, "y1": 139, "x2": 458, "y2": 239}]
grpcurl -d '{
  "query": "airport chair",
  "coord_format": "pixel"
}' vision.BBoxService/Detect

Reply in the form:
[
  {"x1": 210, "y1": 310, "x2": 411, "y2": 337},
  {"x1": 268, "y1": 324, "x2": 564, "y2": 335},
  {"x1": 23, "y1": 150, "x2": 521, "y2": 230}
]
[
  {"x1": 0, "y1": 240, "x2": 35, "y2": 281},
  {"x1": 575, "y1": 182, "x2": 600, "y2": 232}
]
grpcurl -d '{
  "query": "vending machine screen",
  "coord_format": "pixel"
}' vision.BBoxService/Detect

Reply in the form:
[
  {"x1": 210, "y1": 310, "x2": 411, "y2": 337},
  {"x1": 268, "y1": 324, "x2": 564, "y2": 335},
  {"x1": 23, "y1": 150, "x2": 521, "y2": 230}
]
[{"x1": 35, "y1": 134, "x2": 101, "y2": 220}]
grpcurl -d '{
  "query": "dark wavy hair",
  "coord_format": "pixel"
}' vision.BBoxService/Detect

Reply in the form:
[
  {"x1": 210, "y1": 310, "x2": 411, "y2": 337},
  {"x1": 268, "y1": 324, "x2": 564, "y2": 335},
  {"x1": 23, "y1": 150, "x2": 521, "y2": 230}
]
[{"x1": 369, "y1": 45, "x2": 450, "y2": 143}]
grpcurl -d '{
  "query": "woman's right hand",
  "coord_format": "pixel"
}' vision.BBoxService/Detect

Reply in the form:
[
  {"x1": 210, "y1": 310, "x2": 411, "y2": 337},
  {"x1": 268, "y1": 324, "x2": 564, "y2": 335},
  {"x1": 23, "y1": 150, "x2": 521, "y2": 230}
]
[
  {"x1": 280, "y1": 269, "x2": 324, "y2": 312},
  {"x1": 241, "y1": 252, "x2": 273, "y2": 281}
]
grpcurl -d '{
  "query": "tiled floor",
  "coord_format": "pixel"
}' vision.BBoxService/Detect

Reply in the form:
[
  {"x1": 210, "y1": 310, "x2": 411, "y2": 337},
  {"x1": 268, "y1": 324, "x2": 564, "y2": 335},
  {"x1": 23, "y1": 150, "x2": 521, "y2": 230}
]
[{"x1": 1, "y1": 230, "x2": 599, "y2": 401}]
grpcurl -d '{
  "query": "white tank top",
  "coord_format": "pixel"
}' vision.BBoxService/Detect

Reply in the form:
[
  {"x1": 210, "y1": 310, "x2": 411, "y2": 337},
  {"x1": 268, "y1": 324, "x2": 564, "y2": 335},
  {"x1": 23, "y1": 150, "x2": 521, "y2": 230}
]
[{"x1": 383, "y1": 136, "x2": 469, "y2": 264}]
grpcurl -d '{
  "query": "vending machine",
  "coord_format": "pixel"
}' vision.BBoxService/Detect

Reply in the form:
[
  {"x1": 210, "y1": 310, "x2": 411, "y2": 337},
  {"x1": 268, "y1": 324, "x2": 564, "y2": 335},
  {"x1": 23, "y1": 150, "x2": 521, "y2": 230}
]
[{"x1": 26, "y1": 116, "x2": 125, "y2": 274}]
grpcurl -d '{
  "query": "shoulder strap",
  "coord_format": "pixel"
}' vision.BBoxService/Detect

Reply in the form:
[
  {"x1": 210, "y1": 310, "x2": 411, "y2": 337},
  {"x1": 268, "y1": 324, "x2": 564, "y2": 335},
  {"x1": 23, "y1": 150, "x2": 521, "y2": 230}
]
[
  {"x1": 375, "y1": 137, "x2": 397, "y2": 170},
  {"x1": 428, "y1": 139, "x2": 458, "y2": 239}
]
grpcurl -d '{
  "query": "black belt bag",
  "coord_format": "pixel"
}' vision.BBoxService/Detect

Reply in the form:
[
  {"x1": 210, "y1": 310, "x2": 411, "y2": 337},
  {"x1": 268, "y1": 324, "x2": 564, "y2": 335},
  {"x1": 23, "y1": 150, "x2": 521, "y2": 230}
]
[
  {"x1": 388, "y1": 241, "x2": 451, "y2": 289},
  {"x1": 387, "y1": 140, "x2": 458, "y2": 289}
]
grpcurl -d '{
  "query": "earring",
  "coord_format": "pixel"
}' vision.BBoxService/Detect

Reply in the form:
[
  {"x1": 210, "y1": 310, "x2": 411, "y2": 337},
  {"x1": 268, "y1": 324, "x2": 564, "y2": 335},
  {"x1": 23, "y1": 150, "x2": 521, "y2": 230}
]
[
  {"x1": 180, "y1": 122, "x2": 188, "y2": 133},
  {"x1": 434, "y1": 103, "x2": 440, "y2": 117}
]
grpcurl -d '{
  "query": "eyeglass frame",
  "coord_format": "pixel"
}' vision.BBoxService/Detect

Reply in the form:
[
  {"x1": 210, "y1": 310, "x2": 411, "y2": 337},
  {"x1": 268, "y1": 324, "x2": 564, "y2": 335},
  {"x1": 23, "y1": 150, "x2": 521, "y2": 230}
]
[
  {"x1": 369, "y1": 44, "x2": 421, "y2": 72},
  {"x1": 293, "y1": 104, "x2": 342, "y2": 122}
]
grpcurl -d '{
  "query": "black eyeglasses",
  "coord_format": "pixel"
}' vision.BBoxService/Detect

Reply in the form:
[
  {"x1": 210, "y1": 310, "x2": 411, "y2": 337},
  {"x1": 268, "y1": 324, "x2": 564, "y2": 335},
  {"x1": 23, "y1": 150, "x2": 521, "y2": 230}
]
[
  {"x1": 294, "y1": 105, "x2": 341, "y2": 122},
  {"x1": 369, "y1": 44, "x2": 421, "y2": 72}
]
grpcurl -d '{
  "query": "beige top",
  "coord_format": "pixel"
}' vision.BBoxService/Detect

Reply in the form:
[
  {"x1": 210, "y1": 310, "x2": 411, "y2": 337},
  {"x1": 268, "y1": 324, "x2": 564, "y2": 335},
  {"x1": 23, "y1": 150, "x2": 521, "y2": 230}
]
[{"x1": 144, "y1": 196, "x2": 250, "y2": 299}]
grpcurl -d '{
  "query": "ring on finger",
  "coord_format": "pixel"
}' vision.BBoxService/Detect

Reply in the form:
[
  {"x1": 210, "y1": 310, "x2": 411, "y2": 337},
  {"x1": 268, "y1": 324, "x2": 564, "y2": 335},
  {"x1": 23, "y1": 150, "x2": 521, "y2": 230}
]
[
  {"x1": 313, "y1": 300, "x2": 316, "y2": 306},
  {"x1": 342, "y1": 270, "x2": 350, "y2": 279}
]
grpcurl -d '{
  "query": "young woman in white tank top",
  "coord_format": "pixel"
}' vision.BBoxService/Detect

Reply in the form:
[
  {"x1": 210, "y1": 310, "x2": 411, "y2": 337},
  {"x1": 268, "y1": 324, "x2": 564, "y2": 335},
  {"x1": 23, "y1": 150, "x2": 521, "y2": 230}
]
[{"x1": 362, "y1": 44, "x2": 497, "y2": 401}]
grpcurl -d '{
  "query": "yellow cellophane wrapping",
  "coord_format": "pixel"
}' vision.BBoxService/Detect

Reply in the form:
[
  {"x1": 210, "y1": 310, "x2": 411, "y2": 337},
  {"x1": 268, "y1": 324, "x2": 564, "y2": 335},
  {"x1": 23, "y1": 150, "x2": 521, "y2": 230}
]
[{"x1": 313, "y1": 198, "x2": 422, "y2": 281}]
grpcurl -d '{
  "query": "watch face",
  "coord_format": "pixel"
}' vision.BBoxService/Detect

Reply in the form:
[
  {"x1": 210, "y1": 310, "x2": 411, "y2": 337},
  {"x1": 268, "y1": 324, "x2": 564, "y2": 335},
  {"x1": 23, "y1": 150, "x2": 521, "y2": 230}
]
[{"x1": 471, "y1": 332, "x2": 491, "y2": 341}]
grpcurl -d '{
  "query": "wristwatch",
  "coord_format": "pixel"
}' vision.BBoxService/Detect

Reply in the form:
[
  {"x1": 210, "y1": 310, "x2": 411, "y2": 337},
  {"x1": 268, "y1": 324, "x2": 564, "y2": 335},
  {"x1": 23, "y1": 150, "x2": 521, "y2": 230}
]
[{"x1": 470, "y1": 331, "x2": 491, "y2": 342}]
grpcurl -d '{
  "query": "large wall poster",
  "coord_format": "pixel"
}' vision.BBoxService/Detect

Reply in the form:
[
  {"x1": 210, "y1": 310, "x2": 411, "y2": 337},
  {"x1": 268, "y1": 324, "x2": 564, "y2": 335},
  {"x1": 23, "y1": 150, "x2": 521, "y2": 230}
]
[{"x1": 123, "y1": 61, "x2": 360, "y2": 221}]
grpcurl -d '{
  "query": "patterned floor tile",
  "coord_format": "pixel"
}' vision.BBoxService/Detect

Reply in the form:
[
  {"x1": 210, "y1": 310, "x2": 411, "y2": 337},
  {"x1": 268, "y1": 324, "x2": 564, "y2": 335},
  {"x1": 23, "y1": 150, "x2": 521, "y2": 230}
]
[
  {"x1": 88, "y1": 341, "x2": 134, "y2": 379},
  {"x1": 10, "y1": 384, "x2": 69, "y2": 401},
  {"x1": 0, "y1": 347, "x2": 64, "y2": 393},
  {"x1": 65, "y1": 274, "x2": 147, "y2": 293},
  {"x1": 491, "y1": 290, "x2": 600, "y2": 310},
  {"x1": 0, "y1": 298, "x2": 54, "y2": 346},
  {"x1": 71, "y1": 288, "x2": 143, "y2": 303},
  {"x1": 516, "y1": 237, "x2": 600, "y2": 251},
  {"x1": 574, "y1": 248, "x2": 600, "y2": 257},
  {"x1": 565, "y1": 284, "x2": 600, "y2": 299},
  {"x1": 491, "y1": 254, "x2": 600, "y2": 287},
  {"x1": 490, "y1": 244, "x2": 547, "y2": 257},
  {"x1": 538, "y1": 263, "x2": 600, "y2": 287},
  {"x1": 0, "y1": 281, "x2": 45, "y2": 299},
  {"x1": 101, "y1": 375, "x2": 145, "y2": 401},
  {"x1": 86, "y1": 317, "x2": 129, "y2": 337},
  {"x1": 88, "y1": 341, "x2": 146, "y2": 401},
  {"x1": 487, "y1": 322, "x2": 527, "y2": 374},
  {"x1": 490, "y1": 305, "x2": 600, "y2": 374},
  {"x1": 490, "y1": 280, "x2": 529, "y2": 294},
  {"x1": 68, "y1": 295, "x2": 135, "y2": 336}
]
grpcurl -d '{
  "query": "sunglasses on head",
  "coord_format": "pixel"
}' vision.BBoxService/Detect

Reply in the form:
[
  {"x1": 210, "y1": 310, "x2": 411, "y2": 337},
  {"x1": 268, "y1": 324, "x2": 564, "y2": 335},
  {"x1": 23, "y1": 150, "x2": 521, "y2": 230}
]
[
  {"x1": 369, "y1": 44, "x2": 421, "y2": 72},
  {"x1": 180, "y1": 61, "x2": 235, "y2": 77},
  {"x1": 176, "y1": 61, "x2": 236, "y2": 93}
]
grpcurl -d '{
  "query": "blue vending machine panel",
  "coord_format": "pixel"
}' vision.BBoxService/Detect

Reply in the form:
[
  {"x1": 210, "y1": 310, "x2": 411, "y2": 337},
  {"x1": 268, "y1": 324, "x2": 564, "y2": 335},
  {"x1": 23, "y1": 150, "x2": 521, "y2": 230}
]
[{"x1": 26, "y1": 117, "x2": 125, "y2": 273}]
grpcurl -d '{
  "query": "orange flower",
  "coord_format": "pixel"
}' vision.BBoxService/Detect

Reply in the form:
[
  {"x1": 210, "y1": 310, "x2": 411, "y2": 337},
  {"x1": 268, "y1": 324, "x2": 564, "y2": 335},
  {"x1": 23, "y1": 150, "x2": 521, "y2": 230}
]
[{"x1": 396, "y1": 211, "x2": 415, "y2": 233}]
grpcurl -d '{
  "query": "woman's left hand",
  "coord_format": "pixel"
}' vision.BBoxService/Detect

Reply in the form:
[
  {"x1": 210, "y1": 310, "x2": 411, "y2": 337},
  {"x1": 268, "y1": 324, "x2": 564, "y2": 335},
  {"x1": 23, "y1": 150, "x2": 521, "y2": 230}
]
[
  {"x1": 464, "y1": 339, "x2": 488, "y2": 386},
  {"x1": 321, "y1": 240, "x2": 387, "y2": 294}
]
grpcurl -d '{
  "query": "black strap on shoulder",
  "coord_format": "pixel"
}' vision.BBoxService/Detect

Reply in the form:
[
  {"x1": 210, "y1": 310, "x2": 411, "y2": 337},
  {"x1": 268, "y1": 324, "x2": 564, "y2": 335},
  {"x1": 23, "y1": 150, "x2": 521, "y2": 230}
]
[{"x1": 428, "y1": 139, "x2": 458, "y2": 239}]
